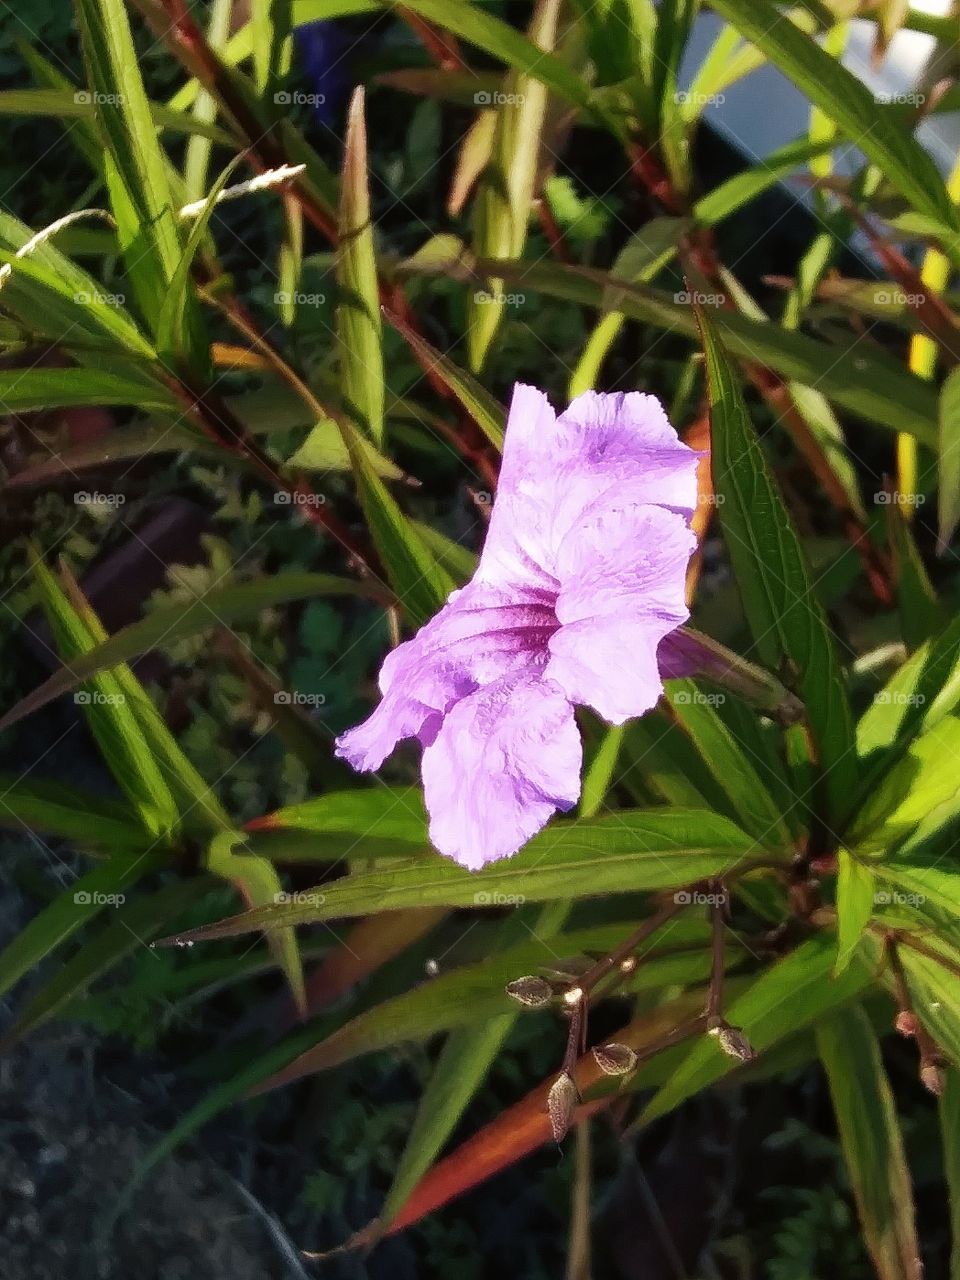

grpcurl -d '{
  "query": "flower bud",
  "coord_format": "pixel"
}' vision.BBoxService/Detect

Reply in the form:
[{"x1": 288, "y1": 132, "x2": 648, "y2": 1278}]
[
  {"x1": 505, "y1": 975, "x2": 554, "y2": 1007},
  {"x1": 547, "y1": 1071, "x2": 579, "y2": 1143},
  {"x1": 921, "y1": 1058, "x2": 947, "y2": 1097},
  {"x1": 895, "y1": 1010, "x2": 919, "y2": 1037},
  {"x1": 592, "y1": 1043, "x2": 638, "y2": 1076},
  {"x1": 708, "y1": 1018, "x2": 756, "y2": 1062}
]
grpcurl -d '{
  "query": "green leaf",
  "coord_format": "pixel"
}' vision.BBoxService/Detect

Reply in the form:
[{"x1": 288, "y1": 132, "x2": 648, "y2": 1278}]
[
  {"x1": 33, "y1": 558, "x2": 179, "y2": 840},
  {"x1": 0, "y1": 848, "x2": 167, "y2": 1002},
  {"x1": 698, "y1": 303, "x2": 856, "y2": 821},
  {"x1": 939, "y1": 366, "x2": 960, "y2": 555},
  {"x1": 337, "y1": 87, "x2": 384, "y2": 444},
  {"x1": 156, "y1": 156, "x2": 240, "y2": 365},
  {"x1": 0, "y1": 211, "x2": 157, "y2": 358},
  {"x1": 857, "y1": 613, "x2": 960, "y2": 781},
  {"x1": 479, "y1": 261, "x2": 939, "y2": 442},
  {"x1": 852, "y1": 714, "x2": 960, "y2": 855},
  {"x1": 380, "y1": 1014, "x2": 514, "y2": 1228},
  {"x1": 75, "y1": 0, "x2": 200, "y2": 345},
  {"x1": 1, "y1": 876, "x2": 210, "y2": 1048},
  {"x1": 0, "y1": 775, "x2": 145, "y2": 853},
  {"x1": 816, "y1": 1006, "x2": 921, "y2": 1280},
  {"x1": 665, "y1": 678, "x2": 792, "y2": 851},
  {"x1": 336, "y1": 414, "x2": 454, "y2": 627},
  {"x1": 390, "y1": 0, "x2": 597, "y2": 121},
  {"x1": 708, "y1": 0, "x2": 960, "y2": 256},
  {"x1": 0, "y1": 367, "x2": 176, "y2": 413},
  {"x1": 254, "y1": 918, "x2": 719, "y2": 1093},
  {"x1": 835, "y1": 850, "x2": 876, "y2": 975},
  {"x1": 208, "y1": 832, "x2": 305, "y2": 1015},
  {"x1": 0, "y1": 572, "x2": 373, "y2": 733},
  {"x1": 384, "y1": 308, "x2": 505, "y2": 450},
  {"x1": 56, "y1": 566, "x2": 233, "y2": 836},
  {"x1": 158, "y1": 809, "x2": 756, "y2": 943},
  {"x1": 467, "y1": 0, "x2": 559, "y2": 369},
  {"x1": 641, "y1": 935, "x2": 876, "y2": 1125},
  {"x1": 246, "y1": 786, "x2": 428, "y2": 845}
]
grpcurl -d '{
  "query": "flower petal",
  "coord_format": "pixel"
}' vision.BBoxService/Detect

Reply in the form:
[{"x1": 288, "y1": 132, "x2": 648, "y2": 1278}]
[
  {"x1": 334, "y1": 582, "x2": 556, "y2": 772},
  {"x1": 474, "y1": 383, "x2": 561, "y2": 592},
  {"x1": 546, "y1": 390, "x2": 700, "y2": 557},
  {"x1": 546, "y1": 502, "x2": 696, "y2": 724},
  {"x1": 420, "y1": 674, "x2": 581, "y2": 868}
]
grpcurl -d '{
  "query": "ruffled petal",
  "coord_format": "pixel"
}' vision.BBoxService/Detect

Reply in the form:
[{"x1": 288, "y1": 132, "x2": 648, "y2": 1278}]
[
  {"x1": 334, "y1": 581, "x2": 556, "y2": 772},
  {"x1": 545, "y1": 390, "x2": 700, "y2": 558},
  {"x1": 420, "y1": 673, "x2": 581, "y2": 869},
  {"x1": 546, "y1": 501, "x2": 696, "y2": 724},
  {"x1": 474, "y1": 383, "x2": 560, "y2": 593}
]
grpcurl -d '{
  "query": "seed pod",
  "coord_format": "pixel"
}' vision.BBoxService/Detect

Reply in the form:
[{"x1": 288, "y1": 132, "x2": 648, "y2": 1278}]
[
  {"x1": 921, "y1": 1058, "x2": 947, "y2": 1097},
  {"x1": 505, "y1": 975, "x2": 553, "y2": 1008},
  {"x1": 547, "y1": 1071, "x2": 579, "y2": 1143},
  {"x1": 895, "y1": 1010, "x2": 920, "y2": 1037},
  {"x1": 708, "y1": 1019, "x2": 757, "y2": 1063},
  {"x1": 592, "y1": 1043, "x2": 638, "y2": 1076}
]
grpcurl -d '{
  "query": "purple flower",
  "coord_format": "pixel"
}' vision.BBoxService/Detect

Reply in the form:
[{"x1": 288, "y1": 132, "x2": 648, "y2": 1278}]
[{"x1": 336, "y1": 385, "x2": 700, "y2": 869}]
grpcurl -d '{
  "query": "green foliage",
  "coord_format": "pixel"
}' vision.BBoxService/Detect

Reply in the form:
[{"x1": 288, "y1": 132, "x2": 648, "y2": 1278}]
[{"x1": 3, "y1": 0, "x2": 960, "y2": 1272}]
